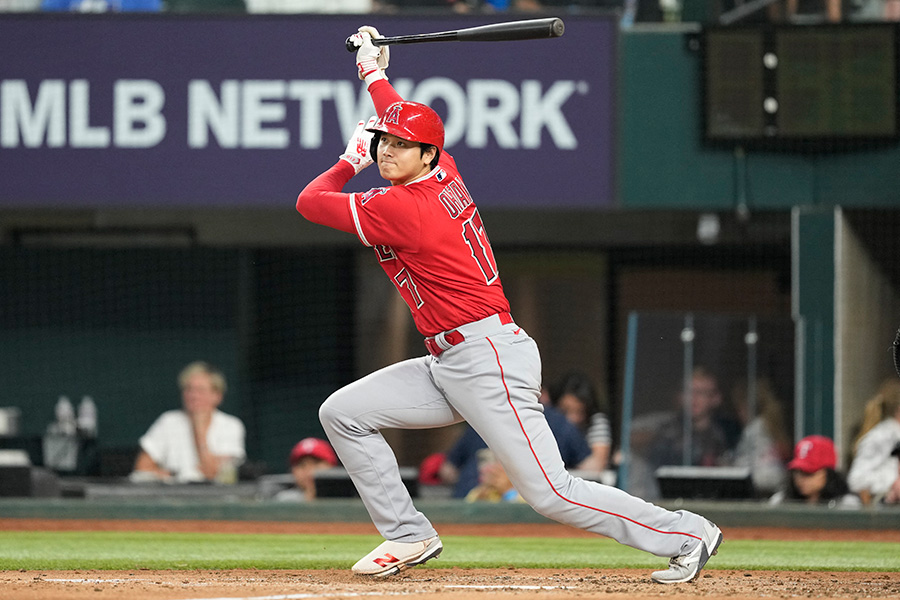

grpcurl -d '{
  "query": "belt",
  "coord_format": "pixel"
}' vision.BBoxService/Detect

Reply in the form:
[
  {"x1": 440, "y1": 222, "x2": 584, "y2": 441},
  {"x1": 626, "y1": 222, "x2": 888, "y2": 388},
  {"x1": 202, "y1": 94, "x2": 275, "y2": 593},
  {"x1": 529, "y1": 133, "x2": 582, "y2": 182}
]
[{"x1": 424, "y1": 312, "x2": 514, "y2": 357}]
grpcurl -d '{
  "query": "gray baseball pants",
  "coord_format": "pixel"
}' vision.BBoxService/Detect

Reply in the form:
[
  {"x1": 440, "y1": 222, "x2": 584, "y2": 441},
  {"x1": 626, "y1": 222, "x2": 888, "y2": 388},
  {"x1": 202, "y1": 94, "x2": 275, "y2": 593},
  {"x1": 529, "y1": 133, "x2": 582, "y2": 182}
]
[{"x1": 319, "y1": 313, "x2": 706, "y2": 558}]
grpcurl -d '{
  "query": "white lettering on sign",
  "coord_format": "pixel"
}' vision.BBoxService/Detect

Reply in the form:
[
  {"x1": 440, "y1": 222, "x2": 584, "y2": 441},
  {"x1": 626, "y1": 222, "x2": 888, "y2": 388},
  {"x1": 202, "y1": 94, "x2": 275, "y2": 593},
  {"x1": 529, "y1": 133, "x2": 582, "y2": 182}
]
[
  {"x1": 70, "y1": 79, "x2": 109, "y2": 148},
  {"x1": 242, "y1": 80, "x2": 288, "y2": 149},
  {"x1": 188, "y1": 80, "x2": 239, "y2": 148},
  {"x1": 1, "y1": 79, "x2": 165, "y2": 149},
  {"x1": 1, "y1": 77, "x2": 587, "y2": 150},
  {"x1": 398, "y1": 77, "x2": 584, "y2": 149},
  {"x1": 115, "y1": 80, "x2": 166, "y2": 148},
  {"x1": 1, "y1": 79, "x2": 66, "y2": 148}
]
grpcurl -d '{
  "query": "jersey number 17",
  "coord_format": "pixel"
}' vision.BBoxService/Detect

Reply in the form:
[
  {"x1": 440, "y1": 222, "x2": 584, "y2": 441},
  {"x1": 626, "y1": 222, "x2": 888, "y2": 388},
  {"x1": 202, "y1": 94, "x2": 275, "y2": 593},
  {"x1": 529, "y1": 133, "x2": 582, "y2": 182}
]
[{"x1": 463, "y1": 210, "x2": 499, "y2": 285}]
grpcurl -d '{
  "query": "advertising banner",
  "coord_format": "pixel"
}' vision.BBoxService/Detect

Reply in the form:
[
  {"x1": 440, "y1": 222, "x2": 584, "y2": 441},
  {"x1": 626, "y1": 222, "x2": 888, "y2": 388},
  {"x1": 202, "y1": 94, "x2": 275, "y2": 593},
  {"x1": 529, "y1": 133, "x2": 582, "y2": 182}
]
[{"x1": 0, "y1": 14, "x2": 616, "y2": 208}]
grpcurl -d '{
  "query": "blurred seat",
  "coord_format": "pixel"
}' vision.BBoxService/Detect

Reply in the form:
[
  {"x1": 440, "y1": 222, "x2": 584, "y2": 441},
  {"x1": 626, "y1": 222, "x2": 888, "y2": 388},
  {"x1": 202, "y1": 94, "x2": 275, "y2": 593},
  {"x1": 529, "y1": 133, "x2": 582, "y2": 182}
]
[
  {"x1": 98, "y1": 445, "x2": 140, "y2": 478},
  {"x1": 166, "y1": 0, "x2": 245, "y2": 12},
  {"x1": 655, "y1": 465, "x2": 754, "y2": 500}
]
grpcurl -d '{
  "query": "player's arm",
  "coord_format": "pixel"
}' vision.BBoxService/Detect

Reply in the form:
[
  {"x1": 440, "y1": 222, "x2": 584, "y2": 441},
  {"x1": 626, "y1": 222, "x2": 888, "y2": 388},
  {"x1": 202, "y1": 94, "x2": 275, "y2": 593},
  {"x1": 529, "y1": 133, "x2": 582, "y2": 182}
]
[
  {"x1": 297, "y1": 117, "x2": 379, "y2": 233},
  {"x1": 350, "y1": 27, "x2": 403, "y2": 115},
  {"x1": 353, "y1": 27, "x2": 454, "y2": 167},
  {"x1": 296, "y1": 162, "x2": 357, "y2": 234}
]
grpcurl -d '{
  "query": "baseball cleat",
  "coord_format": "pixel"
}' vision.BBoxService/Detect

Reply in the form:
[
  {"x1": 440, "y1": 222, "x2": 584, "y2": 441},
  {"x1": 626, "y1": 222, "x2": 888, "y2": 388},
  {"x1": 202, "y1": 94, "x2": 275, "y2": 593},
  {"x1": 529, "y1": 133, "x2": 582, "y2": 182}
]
[
  {"x1": 351, "y1": 536, "x2": 443, "y2": 577},
  {"x1": 650, "y1": 519, "x2": 722, "y2": 584}
]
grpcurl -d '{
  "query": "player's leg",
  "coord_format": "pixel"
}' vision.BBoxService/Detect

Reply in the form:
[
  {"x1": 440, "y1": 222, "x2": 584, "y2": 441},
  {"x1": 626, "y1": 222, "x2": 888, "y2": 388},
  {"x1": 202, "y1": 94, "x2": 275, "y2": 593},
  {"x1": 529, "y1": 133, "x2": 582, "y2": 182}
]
[
  {"x1": 434, "y1": 327, "x2": 717, "y2": 562},
  {"x1": 319, "y1": 355, "x2": 461, "y2": 544}
]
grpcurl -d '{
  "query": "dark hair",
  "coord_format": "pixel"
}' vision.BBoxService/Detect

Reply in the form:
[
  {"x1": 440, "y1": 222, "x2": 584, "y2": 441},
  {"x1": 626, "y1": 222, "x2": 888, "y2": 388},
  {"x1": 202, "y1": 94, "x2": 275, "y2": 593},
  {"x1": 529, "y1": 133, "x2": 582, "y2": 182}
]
[
  {"x1": 785, "y1": 468, "x2": 851, "y2": 503},
  {"x1": 420, "y1": 144, "x2": 440, "y2": 169},
  {"x1": 370, "y1": 133, "x2": 440, "y2": 170},
  {"x1": 549, "y1": 371, "x2": 606, "y2": 421}
]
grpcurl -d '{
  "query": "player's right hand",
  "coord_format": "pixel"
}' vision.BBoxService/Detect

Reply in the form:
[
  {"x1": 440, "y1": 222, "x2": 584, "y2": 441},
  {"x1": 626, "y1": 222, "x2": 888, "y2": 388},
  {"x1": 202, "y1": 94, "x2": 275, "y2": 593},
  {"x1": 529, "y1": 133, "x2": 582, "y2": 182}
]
[
  {"x1": 350, "y1": 26, "x2": 389, "y2": 82},
  {"x1": 339, "y1": 116, "x2": 377, "y2": 175}
]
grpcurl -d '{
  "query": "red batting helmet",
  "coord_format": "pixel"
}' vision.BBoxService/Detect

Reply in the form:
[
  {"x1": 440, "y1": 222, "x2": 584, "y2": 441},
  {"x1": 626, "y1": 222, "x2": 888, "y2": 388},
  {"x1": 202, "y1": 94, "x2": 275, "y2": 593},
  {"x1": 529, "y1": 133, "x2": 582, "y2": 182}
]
[{"x1": 367, "y1": 101, "x2": 445, "y2": 151}]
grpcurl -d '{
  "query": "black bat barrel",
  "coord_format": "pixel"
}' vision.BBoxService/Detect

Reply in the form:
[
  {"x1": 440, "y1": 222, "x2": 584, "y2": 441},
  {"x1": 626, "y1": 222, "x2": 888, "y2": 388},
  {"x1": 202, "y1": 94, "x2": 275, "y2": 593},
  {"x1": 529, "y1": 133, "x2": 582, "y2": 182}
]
[{"x1": 345, "y1": 18, "x2": 564, "y2": 52}]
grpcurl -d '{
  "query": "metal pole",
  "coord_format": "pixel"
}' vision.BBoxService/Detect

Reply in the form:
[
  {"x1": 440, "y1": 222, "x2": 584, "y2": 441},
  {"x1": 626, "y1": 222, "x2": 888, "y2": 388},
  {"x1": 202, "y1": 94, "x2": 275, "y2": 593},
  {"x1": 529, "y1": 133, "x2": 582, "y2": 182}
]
[
  {"x1": 746, "y1": 317, "x2": 758, "y2": 422},
  {"x1": 681, "y1": 314, "x2": 695, "y2": 466}
]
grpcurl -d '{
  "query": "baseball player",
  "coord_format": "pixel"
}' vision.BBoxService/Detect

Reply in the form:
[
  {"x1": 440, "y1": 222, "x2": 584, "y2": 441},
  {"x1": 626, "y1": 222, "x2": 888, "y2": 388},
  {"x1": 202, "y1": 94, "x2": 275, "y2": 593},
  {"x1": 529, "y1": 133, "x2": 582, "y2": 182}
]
[{"x1": 295, "y1": 27, "x2": 723, "y2": 584}]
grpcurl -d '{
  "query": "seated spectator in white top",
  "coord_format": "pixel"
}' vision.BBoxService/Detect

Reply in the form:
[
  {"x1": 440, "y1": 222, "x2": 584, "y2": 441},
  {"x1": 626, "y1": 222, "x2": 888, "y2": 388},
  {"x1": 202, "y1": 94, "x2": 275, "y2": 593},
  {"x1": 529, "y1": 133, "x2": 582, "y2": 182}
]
[
  {"x1": 131, "y1": 361, "x2": 245, "y2": 484},
  {"x1": 848, "y1": 379, "x2": 900, "y2": 505}
]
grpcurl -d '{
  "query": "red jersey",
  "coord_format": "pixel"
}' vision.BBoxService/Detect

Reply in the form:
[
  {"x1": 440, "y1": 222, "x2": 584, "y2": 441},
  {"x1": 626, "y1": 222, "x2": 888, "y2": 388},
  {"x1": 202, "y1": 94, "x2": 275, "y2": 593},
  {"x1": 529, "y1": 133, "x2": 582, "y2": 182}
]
[{"x1": 297, "y1": 82, "x2": 509, "y2": 337}]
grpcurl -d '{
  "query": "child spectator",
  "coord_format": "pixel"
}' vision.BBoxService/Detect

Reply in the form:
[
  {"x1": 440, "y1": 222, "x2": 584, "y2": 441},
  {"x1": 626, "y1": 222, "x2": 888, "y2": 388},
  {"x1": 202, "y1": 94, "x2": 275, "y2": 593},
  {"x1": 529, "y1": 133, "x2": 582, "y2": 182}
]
[
  {"x1": 274, "y1": 437, "x2": 339, "y2": 502},
  {"x1": 769, "y1": 435, "x2": 860, "y2": 508}
]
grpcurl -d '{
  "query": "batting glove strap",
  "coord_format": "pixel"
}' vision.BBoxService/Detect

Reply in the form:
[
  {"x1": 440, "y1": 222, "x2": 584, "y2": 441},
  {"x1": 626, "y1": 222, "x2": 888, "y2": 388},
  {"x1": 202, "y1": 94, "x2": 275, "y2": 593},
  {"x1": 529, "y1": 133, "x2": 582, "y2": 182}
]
[
  {"x1": 363, "y1": 65, "x2": 387, "y2": 87},
  {"x1": 357, "y1": 57, "x2": 384, "y2": 82}
]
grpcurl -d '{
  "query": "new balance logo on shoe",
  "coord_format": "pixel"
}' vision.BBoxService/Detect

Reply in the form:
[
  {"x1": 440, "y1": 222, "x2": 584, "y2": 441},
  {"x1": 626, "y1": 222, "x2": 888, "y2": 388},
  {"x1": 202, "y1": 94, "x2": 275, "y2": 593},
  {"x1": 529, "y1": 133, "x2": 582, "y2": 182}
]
[{"x1": 373, "y1": 554, "x2": 400, "y2": 568}]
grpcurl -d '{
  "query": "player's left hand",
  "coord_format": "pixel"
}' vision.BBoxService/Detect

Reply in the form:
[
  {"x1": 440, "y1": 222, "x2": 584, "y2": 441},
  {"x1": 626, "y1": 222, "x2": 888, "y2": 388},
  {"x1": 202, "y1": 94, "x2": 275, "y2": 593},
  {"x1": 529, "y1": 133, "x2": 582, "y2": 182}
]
[
  {"x1": 350, "y1": 26, "x2": 389, "y2": 81},
  {"x1": 339, "y1": 116, "x2": 378, "y2": 175}
]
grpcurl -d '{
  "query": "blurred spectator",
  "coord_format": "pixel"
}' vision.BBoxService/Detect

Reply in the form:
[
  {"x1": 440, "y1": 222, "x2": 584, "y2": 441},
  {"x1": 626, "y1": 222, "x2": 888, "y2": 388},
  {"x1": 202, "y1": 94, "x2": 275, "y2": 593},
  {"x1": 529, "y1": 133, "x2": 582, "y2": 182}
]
[
  {"x1": 439, "y1": 395, "x2": 590, "y2": 498},
  {"x1": 41, "y1": 0, "x2": 161, "y2": 11},
  {"x1": 769, "y1": 435, "x2": 860, "y2": 508},
  {"x1": 847, "y1": 379, "x2": 900, "y2": 505},
  {"x1": 628, "y1": 366, "x2": 733, "y2": 499},
  {"x1": 887, "y1": 0, "x2": 900, "y2": 20},
  {"x1": 418, "y1": 451, "x2": 447, "y2": 486},
  {"x1": 274, "y1": 437, "x2": 339, "y2": 502},
  {"x1": 464, "y1": 448, "x2": 523, "y2": 502},
  {"x1": 243, "y1": 0, "x2": 371, "y2": 12},
  {"x1": 646, "y1": 366, "x2": 733, "y2": 467},
  {"x1": 732, "y1": 377, "x2": 791, "y2": 496},
  {"x1": 766, "y1": 0, "x2": 840, "y2": 22},
  {"x1": 0, "y1": 0, "x2": 42, "y2": 10},
  {"x1": 131, "y1": 361, "x2": 246, "y2": 484},
  {"x1": 385, "y1": 0, "x2": 543, "y2": 11},
  {"x1": 549, "y1": 371, "x2": 612, "y2": 474}
]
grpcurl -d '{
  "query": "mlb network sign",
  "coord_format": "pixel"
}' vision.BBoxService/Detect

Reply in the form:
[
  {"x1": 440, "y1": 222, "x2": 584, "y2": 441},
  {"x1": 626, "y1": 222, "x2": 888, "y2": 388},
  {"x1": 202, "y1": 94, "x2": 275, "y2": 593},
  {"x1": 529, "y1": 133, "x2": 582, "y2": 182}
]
[{"x1": 0, "y1": 15, "x2": 616, "y2": 209}]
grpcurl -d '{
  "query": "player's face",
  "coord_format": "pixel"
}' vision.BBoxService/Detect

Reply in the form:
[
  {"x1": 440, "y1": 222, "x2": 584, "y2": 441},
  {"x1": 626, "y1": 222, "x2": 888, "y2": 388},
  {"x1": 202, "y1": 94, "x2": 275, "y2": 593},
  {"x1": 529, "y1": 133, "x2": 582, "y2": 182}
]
[{"x1": 376, "y1": 133, "x2": 436, "y2": 186}]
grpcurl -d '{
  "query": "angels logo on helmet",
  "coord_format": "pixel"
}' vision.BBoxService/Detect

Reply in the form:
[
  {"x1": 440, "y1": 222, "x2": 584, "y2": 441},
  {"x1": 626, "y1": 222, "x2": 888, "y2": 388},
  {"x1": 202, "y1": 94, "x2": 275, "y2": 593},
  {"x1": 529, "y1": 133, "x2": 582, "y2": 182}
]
[{"x1": 381, "y1": 103, "x2": 403, "y2": 126}]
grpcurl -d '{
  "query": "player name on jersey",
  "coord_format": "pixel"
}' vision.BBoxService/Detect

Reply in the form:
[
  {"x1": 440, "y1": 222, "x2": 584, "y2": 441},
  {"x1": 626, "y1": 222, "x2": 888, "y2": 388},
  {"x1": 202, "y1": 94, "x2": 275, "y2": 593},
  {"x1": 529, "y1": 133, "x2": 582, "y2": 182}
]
[{"x1": 438, "y1": 176, "x2": 473, "y2": 219}]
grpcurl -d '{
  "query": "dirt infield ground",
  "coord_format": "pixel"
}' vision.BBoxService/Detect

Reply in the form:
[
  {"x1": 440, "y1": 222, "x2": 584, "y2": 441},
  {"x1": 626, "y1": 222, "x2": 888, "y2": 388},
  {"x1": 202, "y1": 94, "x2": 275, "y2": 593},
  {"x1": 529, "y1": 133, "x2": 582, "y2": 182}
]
[{"x1": 3, "y1": 519, "x2": 900, "y2": 600}]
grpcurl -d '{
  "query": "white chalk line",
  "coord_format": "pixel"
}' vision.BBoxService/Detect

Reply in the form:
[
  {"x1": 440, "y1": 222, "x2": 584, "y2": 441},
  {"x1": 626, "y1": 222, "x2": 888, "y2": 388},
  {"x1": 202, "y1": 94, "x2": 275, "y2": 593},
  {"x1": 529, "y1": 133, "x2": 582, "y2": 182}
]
[
  {"x1": 44, "y1": 578, "x2": 150, "y2": 583},
  {"x1": 41, "y1": 579, "x2": 570, "y2": 599},
  {"x1": 445, "y1": 585, "x2": 568, "y2": 590},
  {"x1": 170, "y1": 586, "x2": 570, "y2": 600},
  {"x1": 173, "y1": 593, "x2": 424, "y2": 600}
]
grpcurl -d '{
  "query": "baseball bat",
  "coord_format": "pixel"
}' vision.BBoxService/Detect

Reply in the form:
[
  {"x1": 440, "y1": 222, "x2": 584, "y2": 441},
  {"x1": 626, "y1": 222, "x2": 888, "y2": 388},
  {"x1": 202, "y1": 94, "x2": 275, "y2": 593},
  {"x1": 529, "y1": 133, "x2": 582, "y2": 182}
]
[{"x1": 344, "y1": 18, "x2": 565, "y2": 53}]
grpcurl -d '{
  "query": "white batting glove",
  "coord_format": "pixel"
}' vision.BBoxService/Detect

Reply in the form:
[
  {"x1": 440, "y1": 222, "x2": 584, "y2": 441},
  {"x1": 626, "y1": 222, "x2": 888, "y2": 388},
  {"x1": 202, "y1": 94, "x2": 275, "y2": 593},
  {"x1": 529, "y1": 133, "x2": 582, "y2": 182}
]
[
  {"x1": 358, "y1": 26, "x2": 389, "y2": 71},
  {"x1": 350, "y1": 26, "x2": 389, "y2": 83},
  {"x1": 339, "y1": 116, "x2": 378, "y2": 175}
]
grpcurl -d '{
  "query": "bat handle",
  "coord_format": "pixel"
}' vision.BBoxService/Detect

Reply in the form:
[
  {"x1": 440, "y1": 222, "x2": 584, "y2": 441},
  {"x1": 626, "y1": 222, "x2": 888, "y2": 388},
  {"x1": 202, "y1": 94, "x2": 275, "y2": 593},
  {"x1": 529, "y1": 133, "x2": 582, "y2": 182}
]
[{"x1": 345, "y1": 36, "x2": 387, "y2": 52}]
